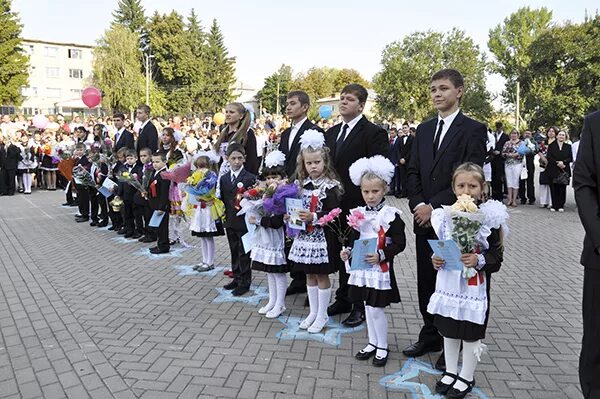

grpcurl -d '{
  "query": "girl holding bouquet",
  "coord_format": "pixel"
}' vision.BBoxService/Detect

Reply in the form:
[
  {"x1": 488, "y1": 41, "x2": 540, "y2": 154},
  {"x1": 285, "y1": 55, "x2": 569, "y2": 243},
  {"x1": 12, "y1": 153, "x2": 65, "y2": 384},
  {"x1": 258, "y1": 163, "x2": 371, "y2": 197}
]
[
  {"x1": 249, "y1": 151, "x2": 296, "y2": 319},
  {"x1": 428, "y1": 162, "x2": 508, "y2": 399},
  {"x1": 287, "y1": 130, "x2": 342, "y2": 333},
  {"x1": 38, "y1": 132, "x2": 58, "y2": 190},
  {"x1": 340, "y1": 155, "x2": 406, "y2": 367},
  {"x1": 17, "y1": 130, "x2": 38, "y2": 194},
  {"x1": 185, "y1": 152, "x2": 225, "y2": 272}
]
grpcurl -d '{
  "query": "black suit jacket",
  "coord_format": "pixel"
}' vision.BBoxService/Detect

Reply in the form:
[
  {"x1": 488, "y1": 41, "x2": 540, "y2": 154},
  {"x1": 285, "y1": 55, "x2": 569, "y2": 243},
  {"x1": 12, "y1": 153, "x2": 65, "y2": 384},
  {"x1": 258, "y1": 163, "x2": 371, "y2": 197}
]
[
  {"x1": 137, "y1": 121, "x2": 159, "y2": 155},
  {"x1": 491, "y1": 132, "x2": 509, "y2": 165},
  {"x1": 4, "y1": 144, "x2": 22, "y2": 170},
  {"x1": 574, "y1": 110, "x2": 600, "y2": 269},
  {"x1": 114, "y1": 129, "x2": 135, "y2": 153},
  {"x1": 280, "y1": 119, "x2": 324, "y2": 179},
  {"x1": 397, "y1": 134, "x2": 414, "y2": 165},
  {"x1": 407, "y1": 111, "x2": 487, "y2": 234},
  {"x1": 325, "y1": 115, "x2": 389, "y2": 210},
  {"x1": 117, "y1": 161, "x2": 143, "y2": 201},
  {"x1": 148, "y1": 168, "x2": 170, "y2": 212},
  {"x1": 219, "y1": 168, "x2": 256, "y2": 231},
  {"x1": 546, "y1": 141, "x2": 572, "y2": 179}
]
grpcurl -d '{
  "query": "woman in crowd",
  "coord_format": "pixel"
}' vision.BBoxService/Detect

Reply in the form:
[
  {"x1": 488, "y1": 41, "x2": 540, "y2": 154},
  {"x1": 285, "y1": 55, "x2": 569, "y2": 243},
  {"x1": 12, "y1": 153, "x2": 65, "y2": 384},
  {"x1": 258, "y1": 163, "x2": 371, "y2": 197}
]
[
  {"x1": 546, "y1": 130, "x2": 572, "y2": 212},
  {"x1": 501, "y1": 129, "x2": 523, "y2": 207},
  {"x1": 538, "y1": 126, "x2": 557, "y2": 208}
]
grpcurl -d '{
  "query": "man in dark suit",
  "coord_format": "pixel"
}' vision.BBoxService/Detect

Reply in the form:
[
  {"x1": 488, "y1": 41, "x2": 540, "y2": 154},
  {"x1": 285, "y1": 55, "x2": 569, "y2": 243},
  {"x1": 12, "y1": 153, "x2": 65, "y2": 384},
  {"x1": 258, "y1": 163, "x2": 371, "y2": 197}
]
[
  {"x1": 112, "y1": 113, "x2": 135, "y2": 153},
  {"x1": 148, "y1": 152, "x2": 171, "y2": 254},
  {"x1": 491, "y1": 121, "x2": 509, "y2": 201},
  {"x1": 388, "y1": 127, "x2": 399, "y2": 195},
  {"x1": 2, "y1": 138, "x2": 20, "y2": 196},
  {"x1": 405, "y1": 69, "x2": 487, "y2": 369},
  {"x1": 324, "y1": 84, "x2": 389, "y2": 327},
  {"x1": 396, "y1": 123, "x2": 414, "y2": 198},
  {"x1": 136, "y1": 104, "x2": 159, "y2": 156},
  {"x1": 280, "y1": 91, "x2": 325, "y2": 296},
  {"x1": 573, "y1": 109, "x2": 600, "y2": 399}
]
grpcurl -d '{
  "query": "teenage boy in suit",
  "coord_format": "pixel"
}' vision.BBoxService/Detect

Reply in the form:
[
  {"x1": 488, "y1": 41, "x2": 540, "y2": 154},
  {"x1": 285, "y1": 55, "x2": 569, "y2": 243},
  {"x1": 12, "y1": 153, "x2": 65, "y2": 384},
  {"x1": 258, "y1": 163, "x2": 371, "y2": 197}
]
[
  {"x1": 219, "y1": 143, "x2": 257, "y2": 296},
  {"x1": 397, "y1": 122, "x2": 414, "y2": 198},
  {"x1": 148, "y1": 152, "x2": 170, "y2": 254},
  {"x1": 324, "y1": 83, "x2": 389, "y2": 327},
  {"x1": 112, "y1": 113, "x2": 135, "y2": 152},
  {"x1": 116, "y1": 150, "x2": 144, "y2": 238},
  {"x1": 73, "y1": 143, "x2": 91, "y2": 222},
  {"x1": 136, "y1": 105, "x2": 159, "y2": 156},
  {"x1": 405, "y1": 68, "x2": 487, "y2": 370}
]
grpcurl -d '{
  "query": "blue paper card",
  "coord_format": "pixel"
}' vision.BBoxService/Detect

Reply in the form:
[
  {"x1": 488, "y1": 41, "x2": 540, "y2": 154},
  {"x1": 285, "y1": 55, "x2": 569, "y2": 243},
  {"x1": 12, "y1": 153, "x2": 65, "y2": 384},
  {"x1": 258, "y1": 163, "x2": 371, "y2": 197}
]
[
  {"x1": 350, "y1": 238, "x2": 378, "y2": 271},
  {"x1": 149, "y1": 211, "x2": 165, "y2": 228},
  {"x1": 98, "y1": 178, "x2": 117, "y2": 198},
  {"x1": 285, "y1": 198, "x2": 305, "y2": 230},
  {"x1": 427, "y1": 239, "x2": 464, "y2": 271},
  {"x1": 241, "y1": 231, "x2": 254, "y2": 254}
]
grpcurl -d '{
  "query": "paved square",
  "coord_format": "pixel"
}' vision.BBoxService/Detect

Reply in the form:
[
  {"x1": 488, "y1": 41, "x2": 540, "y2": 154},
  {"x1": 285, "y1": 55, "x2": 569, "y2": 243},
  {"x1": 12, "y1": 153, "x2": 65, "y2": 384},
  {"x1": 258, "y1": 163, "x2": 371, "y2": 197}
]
[{"x1": 0, "y1": 190, "x2": 584, "y2": 398}]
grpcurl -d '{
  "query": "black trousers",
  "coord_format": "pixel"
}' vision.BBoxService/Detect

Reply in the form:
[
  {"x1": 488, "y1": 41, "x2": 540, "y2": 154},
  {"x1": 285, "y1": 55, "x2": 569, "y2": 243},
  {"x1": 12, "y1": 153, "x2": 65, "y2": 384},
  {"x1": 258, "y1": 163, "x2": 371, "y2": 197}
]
[
  {"x1": 416, "y1": 231, "x2": 443, "y2": 346},
  {"x1": 152, "y1": 210, "x2": 169, "y2": 250},
  {"x1": 122, "y1": 201, "x2": 135, "y2": 233},
  {"x1": 90, "y1": 188, "x2": 108, "y2": 221},
  {"x1": 3, "y1": 168, "x2": 16, "y2": 195},
  {"x1": 491, "y1": 159, "x2": 505, "y2": 201},
  {"x1": 226, "y1": 228, "x2": 251, "y2": 288},
  {"x1": 76, "y1": 185, "x2": 90, "y2": 218},
  {"x1": 550, "y1": 183, "x2": 567, "y2": 210},
  {"x1": 398, "y1": 164, "x2": 409, "y2": 196},
  {"x1": 518, "y1": 156, "x2": 536, "y2": 203},
  {"x1": 580, "y1": 267, "x2": 600, "y2": 397},
  {"x1": 65, "y1": 181, "x2": 74, "y2": 204},
  {"x1": 144, "y1": 204, "x2": 157, "y2": 240}
]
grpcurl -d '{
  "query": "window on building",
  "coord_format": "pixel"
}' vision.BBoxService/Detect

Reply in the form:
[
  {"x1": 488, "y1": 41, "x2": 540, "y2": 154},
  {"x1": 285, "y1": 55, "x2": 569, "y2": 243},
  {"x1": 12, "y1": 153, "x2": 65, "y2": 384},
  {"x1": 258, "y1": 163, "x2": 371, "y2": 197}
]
[
  {"x1": 68, "y1": 49, "x2": 82, "y2": 59},
  {"x1": 45, "y1": 46, "x2": 58, "y2": 57},
  {"x1": 20, "y1": 87, "x2": 38, "y2": 97},
  {"x1": 23, "y1": 107, "x2": 34, "y2": 116},
  {"x1": 69, "y1": 69, "x2": 83, "y2": 79},
  {"x1": 46, "y1": 67, "x2": 60, "y2": 78},
  {"x1": 46, "y1": 88, "x2": 61, "y2": 98},
  {"x1": 0, "y1": 106, "x2": 16, "y2": 115}
]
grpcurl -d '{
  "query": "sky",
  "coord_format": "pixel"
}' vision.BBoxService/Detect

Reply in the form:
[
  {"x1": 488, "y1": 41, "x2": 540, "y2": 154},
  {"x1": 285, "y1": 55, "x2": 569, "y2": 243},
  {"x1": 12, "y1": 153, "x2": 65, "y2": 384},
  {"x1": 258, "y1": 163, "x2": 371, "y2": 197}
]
[{"x1": 12, "y1": 0, "x2": 599, "y2": 105}]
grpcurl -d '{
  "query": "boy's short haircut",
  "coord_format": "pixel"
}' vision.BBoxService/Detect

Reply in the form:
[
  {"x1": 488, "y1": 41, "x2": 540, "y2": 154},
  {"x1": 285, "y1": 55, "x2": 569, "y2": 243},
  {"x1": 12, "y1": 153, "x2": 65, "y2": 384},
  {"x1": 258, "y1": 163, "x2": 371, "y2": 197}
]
[
  {"x1": 226, "y1": 143, "x2": 246, "y2": 157},
  {"x1": 431, "y1": 68, "x2": 464, "y2": 89},
  {"x1": 74, "y1": 143, "x2": 86, "y2": 150},
  {"x1": 113, "y1": 113, "x2": 125, "y2": 120},
  {"x1": 152, "y1": 151, "x2": 167, "y2": 161},
  {"x1": 137, "y1": 104, "x2": 151, "y2": 114},
  {"x1": 287, "y1": 91, "x2": 310, "y2": 106},
  {"x1": 139, "y1": 147, "x2": 152, "y2": 156},
  {"x1": 116, "y1": 147, "x2": 128, "y2": 158},
  {"x1": 125, "y1": 149, "x2": 137, "y2": 158},
  {"x1": 341, "y1": 84, "x2": 368, "y2": 104}
]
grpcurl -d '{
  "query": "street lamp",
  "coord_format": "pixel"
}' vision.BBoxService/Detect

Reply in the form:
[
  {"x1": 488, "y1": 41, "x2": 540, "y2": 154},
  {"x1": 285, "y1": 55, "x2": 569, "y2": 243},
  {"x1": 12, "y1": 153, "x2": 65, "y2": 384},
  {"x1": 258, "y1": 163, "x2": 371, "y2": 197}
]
[{"x1": 144, "y1": 53, "x2": 155, "y2": 105}]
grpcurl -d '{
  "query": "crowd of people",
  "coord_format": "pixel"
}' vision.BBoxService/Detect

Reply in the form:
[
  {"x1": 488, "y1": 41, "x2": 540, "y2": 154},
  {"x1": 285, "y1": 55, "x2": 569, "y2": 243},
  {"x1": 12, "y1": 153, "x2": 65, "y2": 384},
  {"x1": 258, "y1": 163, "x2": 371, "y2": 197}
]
[{"x1": 0, "y1": 69, "x2": 594, "y2": 399}]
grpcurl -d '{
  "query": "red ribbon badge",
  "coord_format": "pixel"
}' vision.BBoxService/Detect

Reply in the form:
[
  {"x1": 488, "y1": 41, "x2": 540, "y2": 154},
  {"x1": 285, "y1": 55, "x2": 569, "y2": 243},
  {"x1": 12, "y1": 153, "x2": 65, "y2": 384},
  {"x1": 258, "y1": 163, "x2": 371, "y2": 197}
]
[
  {"x1": 377, "y1": 226, "x2": 389, "y2": 273},
  {"x1": 307, "y1": 192, "x2": 318, "y2": 233},
  {"x1": 150, "y1": 180, "x2": 157, "y2": 198},
  {"x1": 467, "y1": 246, "x2": 483, "y2": 286}
]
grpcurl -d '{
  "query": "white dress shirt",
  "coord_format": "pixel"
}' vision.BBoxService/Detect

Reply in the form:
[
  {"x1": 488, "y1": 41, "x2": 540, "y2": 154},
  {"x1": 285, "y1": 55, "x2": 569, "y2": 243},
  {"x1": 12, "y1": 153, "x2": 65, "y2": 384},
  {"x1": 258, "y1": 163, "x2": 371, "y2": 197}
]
[
  {"x1": 288, "y1": 117, "x2": 307, "y2": 150},
  {"x1": 435, "y1": 108, "x2": 460, "y2": 149},
  {"x1": 336, "y1": 113, "x2": 363, "y2": 142},
  {"x1": 115, "y1": 127, "x2": 125, "y2": 145}
]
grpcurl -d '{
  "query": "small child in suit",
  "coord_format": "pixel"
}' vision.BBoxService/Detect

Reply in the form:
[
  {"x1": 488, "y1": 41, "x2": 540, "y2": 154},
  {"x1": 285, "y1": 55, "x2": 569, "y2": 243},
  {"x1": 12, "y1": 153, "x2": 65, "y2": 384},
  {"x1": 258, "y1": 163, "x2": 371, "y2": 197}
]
[
  {"x1": 117, "y1": 150, "x2": 144, "y2": 238},
  {"x1": 135, "y1": 148, "x2": 155, "y2": 242},
  {"x1": 219, "y1": 143, "x2": 256, "y2": 296},
  {"x1": 148, "y1": 151, "x2": 171, "y2": 254},
  {"x1": 73, "y1": 143, "x2": 91, "y2": 222}
]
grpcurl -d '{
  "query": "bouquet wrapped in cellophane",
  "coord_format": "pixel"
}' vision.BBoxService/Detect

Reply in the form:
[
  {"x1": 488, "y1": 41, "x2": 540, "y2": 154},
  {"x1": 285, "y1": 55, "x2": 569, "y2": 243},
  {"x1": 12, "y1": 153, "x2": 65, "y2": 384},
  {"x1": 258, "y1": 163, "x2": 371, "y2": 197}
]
[
  {"x1": 185, "y1": 169, "x2": 225, "y2": 221},
  {"x1": 72, "y1": 165, "x2": 96, "y2": 187},
  {"x1": 117, "y1": 171, "x2": 145, "y2": 193}
]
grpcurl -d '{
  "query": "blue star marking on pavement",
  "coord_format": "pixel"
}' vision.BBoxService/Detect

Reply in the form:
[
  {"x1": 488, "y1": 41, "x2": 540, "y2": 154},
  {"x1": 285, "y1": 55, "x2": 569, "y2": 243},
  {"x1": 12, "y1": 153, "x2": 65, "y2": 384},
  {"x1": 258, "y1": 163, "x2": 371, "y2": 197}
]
[
  {"x1": 275, "y1": 315, "x2": 364, "y2": 346},
  {"x1": 132, "y1": 247, "x2": 187, "y2": 259},
  {"x1": 111, "y1": 236, "x2": 139, "y2": 244},
  {"x1": 96, "y1": 225, "x2": 111, "y2": 232},
  {"x1": 213, "y1": 285, "x2": 269, "y2": 306},
  {"x1": 379, "y1": 358, "x2": 489, "y2": 399},
  {"x1": 174, "y1": 264, "x2": 225, "y2": 277}
]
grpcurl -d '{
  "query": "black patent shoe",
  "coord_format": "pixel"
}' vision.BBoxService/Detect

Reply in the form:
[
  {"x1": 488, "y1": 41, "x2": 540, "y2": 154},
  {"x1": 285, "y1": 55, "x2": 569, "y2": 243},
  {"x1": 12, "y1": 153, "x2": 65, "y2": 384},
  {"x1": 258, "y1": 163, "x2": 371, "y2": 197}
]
[
  {"x1": 355, "y1": 343, "x2": 377, "y2": 360},
  {"x1": 435, "y1": 371, "x2": 458, "y2": 394},
  {"x1": 446, "y1": 376, "x2": 475, "y2": 399},
  {"x1": 372, "y1": 348, "x2": 389, "y2": 367}
]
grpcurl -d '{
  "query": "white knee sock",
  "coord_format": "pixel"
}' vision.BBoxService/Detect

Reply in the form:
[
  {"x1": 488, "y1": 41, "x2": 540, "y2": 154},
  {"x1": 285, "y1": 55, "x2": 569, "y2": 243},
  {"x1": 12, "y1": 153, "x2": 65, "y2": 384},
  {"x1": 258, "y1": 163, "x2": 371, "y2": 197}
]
[
  {"x1": 456, "y1": 340, "x2": 484, "y2": 391},
  {"x1": 199, "y1": 238, "x2": 207, "y2": 264},
  {"x1": 274, "y1": 273, "x2": 287, "y2": 309},
  {"x1": 316, "y1": 288, "x2": 331, "y2": 321},
  {"x1": 260, "y1": 274, "x2": 277, "y2": 312},
  {"x1": 362, "y1": 304, "x2": 378, "y2": 352},
  {"x1": 205, "y1": 237, "x2": 215, "y2": 265},
  {"x1": 368, "y1": 306, "x2": 388, "y2": 358},
  {"x1": 300, "y1": 286, "x2": 319, "y2": 328},
  {"x1": 23, "y1": 173, "x2": 32, "y2": 193},
  {"x1": 441, "y1": 337, "x2": 461, "y2": 384}
]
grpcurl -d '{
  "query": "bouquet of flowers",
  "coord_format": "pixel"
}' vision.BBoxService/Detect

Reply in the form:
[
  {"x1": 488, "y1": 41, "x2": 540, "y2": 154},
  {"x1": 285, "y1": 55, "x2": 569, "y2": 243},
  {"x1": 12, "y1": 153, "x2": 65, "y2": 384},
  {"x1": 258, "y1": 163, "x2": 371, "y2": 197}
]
[
  {"x1": 243, "y1": 185, "x2": 265, "y2": 201},
  {"x1": 117, "y1": 171, "x2": 145, "y2": 193},
  {"x1": 57, "y1": 148, "x2": 72, "y2": 160},
  {"x1": 185, "y1": 169, "x2": 225, "y2": 220},
  {"x1": 161, "y1": 162, "x2": 192, "y2": 184},
  {"x1": 141, "y1": 163, "x2": 154, "y2": 191},
  {"x1": 263, "y1": 182, "x2": 298, "y2": 215},
  {"x1": 445, "y1": 194, "x2": 486, "y2": 279},
  {"x1": 317, "y1": 208, "x2": 365, "y2": 245},
  {"x1": 73, "y1": 165, "x2": 96, "y2": 187}
]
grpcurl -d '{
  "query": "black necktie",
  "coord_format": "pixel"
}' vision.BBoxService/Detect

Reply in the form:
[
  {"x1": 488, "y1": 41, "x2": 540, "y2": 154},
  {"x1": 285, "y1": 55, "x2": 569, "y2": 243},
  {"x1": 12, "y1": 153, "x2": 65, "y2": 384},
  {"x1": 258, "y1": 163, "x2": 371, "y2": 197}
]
[
  {"x1": 433, "y1": 120, "x2": 444, "y2": 157},
  {"x1": 336, "y1": 124, "x2": 349, "y2": 156}
]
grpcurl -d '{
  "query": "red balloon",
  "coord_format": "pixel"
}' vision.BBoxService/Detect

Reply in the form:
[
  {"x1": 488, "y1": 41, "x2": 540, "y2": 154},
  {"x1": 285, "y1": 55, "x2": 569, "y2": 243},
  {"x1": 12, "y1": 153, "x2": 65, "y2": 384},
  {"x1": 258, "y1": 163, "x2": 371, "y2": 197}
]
[{"x1": 82, "y1": 87, "x2": 102, "y2": 108}]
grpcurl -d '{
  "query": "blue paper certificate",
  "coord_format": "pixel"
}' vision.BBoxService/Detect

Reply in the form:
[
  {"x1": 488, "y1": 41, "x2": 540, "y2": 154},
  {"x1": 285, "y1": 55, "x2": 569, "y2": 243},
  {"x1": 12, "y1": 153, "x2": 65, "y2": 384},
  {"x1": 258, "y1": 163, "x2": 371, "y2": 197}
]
[
  {"x1": 427, "y1": 239, "x2": 464, "y2": 271},
  {"x1": 149, "y1": 211, "x2": 165, "y2": 228},
  {"x1": 285, "y1": 198, "x2": 306, "y2": 230},
  {"x1": 350, "y1": 238, "x2": 378, "y2": 271}
]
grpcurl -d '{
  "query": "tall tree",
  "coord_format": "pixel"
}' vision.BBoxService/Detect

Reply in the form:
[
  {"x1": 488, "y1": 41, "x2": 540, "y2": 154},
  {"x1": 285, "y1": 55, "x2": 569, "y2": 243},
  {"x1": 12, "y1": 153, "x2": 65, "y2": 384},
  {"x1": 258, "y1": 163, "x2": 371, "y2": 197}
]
[
  {"x1": 488, "y1": 7, "x2": 553, "y2": 105},
  {"x1": 373, "y1": 29, "x2": 492, "y2": 122},
  {"x1": 92, "y1": 24, "x2": 164, "y2": 114},
  {"x1": 184, "y1": 8, "x2": 207, "y2": 113},
  {"x1": 521, "y1": 16, "x2": 600, "y2": 136},
  {"x1": 0, "y1": 0, "x2": 29, "y2": 106},
  {"x1": 256, "y1": 64, "x2": 293, "y2": 114},
  {"x1": 331, "y1": 68, "x2": 371, "y2": 91},
  {"x1": 203, "y1": 19, "x2": 236, "y2": 112},
  {"x1": 112, "y1": 0, "x2": 146, "y2": 33}
]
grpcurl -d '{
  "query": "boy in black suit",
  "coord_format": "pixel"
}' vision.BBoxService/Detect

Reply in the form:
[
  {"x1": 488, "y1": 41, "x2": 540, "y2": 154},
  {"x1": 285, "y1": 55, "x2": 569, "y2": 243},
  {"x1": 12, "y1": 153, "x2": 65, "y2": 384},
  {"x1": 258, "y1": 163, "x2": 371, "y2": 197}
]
[
  {"x1": 219, "y1": 143, "x2": 257, "y2": 296},
  {"x1": 405, "y1": 68, "x2": 487, "y2": 370},
  {"x1": 3, "y1": 138, "x2": 21, "y2": 196},
  {"x1": 135, "y1": 148, "x2": 156, "y2": 243},
  {"x1": 107, "y1": 148, "x2": 127, "y2": 231},
  {"x1": 73, "y1": 143, "x2": 91, "y2": 222},
  {"x1": 0, "y1": 137, "x2": 6, "y2": 195},
  {"x1": 148, "y1": 152, "x2": 170, "y2": 254},
  {"x1": 136, "y1": 105, "x2": 159, "y2": 155},
  {"x1": 90, "y1": 155, "x2": 109, "y2": 227},
  {"x1": 112, "y1": 113, "x2": 135, "y2": 152},
  {"x1": 116, "y1": 150, "x2": 144, "y2": 238}
]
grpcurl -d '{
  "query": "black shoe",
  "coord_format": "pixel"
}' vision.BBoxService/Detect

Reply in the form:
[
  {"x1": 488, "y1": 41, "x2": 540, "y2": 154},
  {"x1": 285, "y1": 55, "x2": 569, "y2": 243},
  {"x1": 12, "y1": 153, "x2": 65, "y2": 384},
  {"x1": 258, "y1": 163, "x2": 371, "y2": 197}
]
[
  {"x1": 342, "y1": 309, "x2": 365, "y2": 327},
  {"x1": 355, "y1": 344, "x2": 377, "y2": 360},
  {"x1": 97, "y1": 220, "x2": 108, "y2": 227},
  {"x1": 139, "y1": 236, "x2": 154, "y2": 243},
  {"x1": 446, "y1": 376, "x2": 475, "y2": 399},
  {"x1": 402, "y1": 341, "x2": 442, "y2": 357},
  {"x1": 286, "y1": 284, "x2": 307, "y2": 296},
  {"x1": 232, "y1": 286, "x2": 249, "y2": 296},
  {"x1": 62, "y1": 202, "x2": 75, "y2": 206},
  {"x1": 108, "y1": 225, "x2": 117, "y2": 231},
  {"x1": 89, "y1": 220, "x2": 98, "y2": 227},
  {"x1": 149, "y1": 247, "x2": 169, "y2": 254},
  {"x1": 117, "y1": 228, "x2": 127, "y2": 235},
  {"x1": 124, "y1": 231, "x2": 134, "y2": 238},
  {"x1": 132, "y1": 232, "x2": 143, "y2": 239},
  {"x1": 435, "y1": 352, "x2": 446, "y2": 371},
  {"x1": 223, "y1": 281, "x2": 238, "y2": 290},
  {"x1": 528, "y1": 200, "x2": 536, "y2": 205},
  {"x1": 75, "y1": 216, "x2": 89, "y2": 223},
  {"x1": 520, "y1": 201, "x2": 526, "y2": 205},
  {"x1": 435, "y1": 371, "x2": 458, "y2": 394},
  {"x1": 372, "y1": 348, "x2": 389, "y2": 367},
  {"x1": 327, "y1": 301, "x2": 352, "y2": 316}
]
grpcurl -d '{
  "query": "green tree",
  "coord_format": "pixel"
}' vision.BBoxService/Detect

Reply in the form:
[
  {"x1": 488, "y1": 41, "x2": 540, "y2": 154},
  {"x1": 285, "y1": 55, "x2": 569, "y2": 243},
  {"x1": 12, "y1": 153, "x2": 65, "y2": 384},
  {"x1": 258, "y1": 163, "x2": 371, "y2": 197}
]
[
  {"x1": 92, "y1": 24, "x2": 164, "y2": 114},
  {"x1": 373, "y1": 29, "x2": 492, "y2": 122},
  {"x1": 0, "y1": 0, "x2": 29, "y2": 106},
  {"x1": 184, "y1": 8, "x2": 207, "y2": 114},
  {"x1": 331, "y1": 68, "x2": 371, "y2": 91},
  {"x1": 203, "y1": 19, "x2": 236, "y2": 112},
  {"x1": 112, "y1": 0, "x2": 147, "y2": 50},
  {"x1": 256, "y1": 64, "x2": 293, "y2": 114},
  {"x1": 522, "y1": 16, "x2": 600, "y2": 136},
  {"x1": 488, "y1": 7, "x2": 552, "y2": 105}
]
